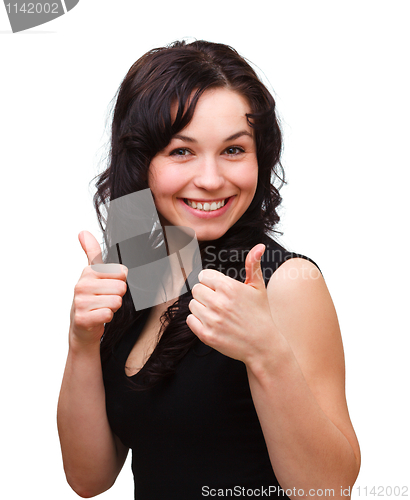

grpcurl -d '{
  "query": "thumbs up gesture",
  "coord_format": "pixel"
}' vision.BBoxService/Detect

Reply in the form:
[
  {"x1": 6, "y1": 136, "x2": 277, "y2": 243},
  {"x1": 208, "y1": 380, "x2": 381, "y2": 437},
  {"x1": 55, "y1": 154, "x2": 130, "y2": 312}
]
[
  {"x1": 69, "y1": 231, "x2": 128, "y2": 350},
  {"x1": 187, "y1": 244, "x2": 277, "y2": 364}
]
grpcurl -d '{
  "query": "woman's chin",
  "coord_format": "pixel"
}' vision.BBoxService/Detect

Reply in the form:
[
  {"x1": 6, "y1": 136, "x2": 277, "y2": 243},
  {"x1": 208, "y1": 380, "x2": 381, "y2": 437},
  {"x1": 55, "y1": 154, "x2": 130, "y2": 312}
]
[{"x1": 195, "y1": 229, "x2": 227, "y2": 242}]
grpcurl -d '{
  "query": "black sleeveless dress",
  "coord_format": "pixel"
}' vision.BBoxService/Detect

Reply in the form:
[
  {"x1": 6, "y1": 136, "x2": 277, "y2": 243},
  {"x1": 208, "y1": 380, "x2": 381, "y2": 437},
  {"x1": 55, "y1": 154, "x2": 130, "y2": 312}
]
[{"x1": 102, "y1": 237, "x2": 320, "y2": 499}]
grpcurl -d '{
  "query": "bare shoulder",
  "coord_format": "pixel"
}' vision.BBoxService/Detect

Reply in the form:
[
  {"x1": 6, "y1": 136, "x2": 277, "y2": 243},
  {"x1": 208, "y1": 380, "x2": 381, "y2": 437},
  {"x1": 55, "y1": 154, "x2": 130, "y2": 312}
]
[
  {"x1": 267, "y1": 257, "x2": 324, "y2": 297},
  {"x1": 266, "y1": 257, "x2": 343, "y2": 383}
]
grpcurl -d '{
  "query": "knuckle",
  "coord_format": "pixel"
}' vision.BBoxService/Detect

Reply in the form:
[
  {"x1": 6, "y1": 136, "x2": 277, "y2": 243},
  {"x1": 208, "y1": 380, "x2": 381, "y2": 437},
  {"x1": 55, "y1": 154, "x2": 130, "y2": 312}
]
[
  {"x1": 219, "y1": 279, "x2": 234, "y2": 295},
  {"x1": 202, "y1": 329, "x2": 216, "y2": 345},
  {"x1": 121, "y1": 265, "x2": 129, "y2": 279},
  {"x1": 214, "y1": 315, "x2": 224, "y2": 327},
  {"x1": 74, "y1": 281, "x2": 85, "y2": 295},
  {"x1": 74, "y1": 312, "x2": 88, "y2": 330},
  {"x1": 103, "y1": 308, "x2": 114, "y2": 323},
  {"x1": 81, "y1": 266, "x2": 94, "y2": 278},
  {"x1": 216, "y1": 297, "x2": 230, "y2": 312},
  {"x1": 208, "y1": 312, "x2": 222, "y2": 328},
  {"x1": 73, "y1": 294, "x2": 86, "y2": 310},
  {"x1": 74, "y1": 278, "x2": 93, "y2": 296},
  {"x1": 119, "y1": 281, "x2": 128, "y2": 295},
  {"x1": 112, "y1": 295, "x2": 123, "y2": 310}
]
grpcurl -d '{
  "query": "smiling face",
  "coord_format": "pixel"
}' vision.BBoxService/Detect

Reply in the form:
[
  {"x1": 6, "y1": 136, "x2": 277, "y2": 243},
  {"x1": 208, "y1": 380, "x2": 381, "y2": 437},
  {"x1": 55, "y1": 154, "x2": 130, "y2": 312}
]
[{"x1": 148, "y1": 88, "x2": 259, "y2": 242}]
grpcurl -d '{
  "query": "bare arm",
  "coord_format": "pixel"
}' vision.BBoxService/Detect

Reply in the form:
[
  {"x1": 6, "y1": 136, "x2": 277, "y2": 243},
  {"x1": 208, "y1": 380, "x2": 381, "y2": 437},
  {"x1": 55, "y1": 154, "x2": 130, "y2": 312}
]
[
  {"x1": 57, "y1": 231, "x2": 129, "y2": 498},
  {"x1": 247, "y1": 258, "x2": 360, "y2": 498},
  {"x1": 57, "y1": 338, "x2": 128, "y2": 498}
]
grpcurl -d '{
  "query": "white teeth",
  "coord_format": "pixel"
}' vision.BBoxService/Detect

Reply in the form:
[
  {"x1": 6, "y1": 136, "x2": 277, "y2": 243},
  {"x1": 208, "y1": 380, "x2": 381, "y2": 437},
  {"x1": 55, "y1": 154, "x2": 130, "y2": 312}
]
[{"x1": 186, "y1": 199, "x2": 226, "y2": 211}]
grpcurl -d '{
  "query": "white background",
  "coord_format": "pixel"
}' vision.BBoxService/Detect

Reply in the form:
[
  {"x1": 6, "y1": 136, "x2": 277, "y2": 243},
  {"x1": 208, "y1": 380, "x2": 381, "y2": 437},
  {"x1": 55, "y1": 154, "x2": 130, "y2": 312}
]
[{"x1": 1, "y1": 1, "x2": 409, "y2": 498}]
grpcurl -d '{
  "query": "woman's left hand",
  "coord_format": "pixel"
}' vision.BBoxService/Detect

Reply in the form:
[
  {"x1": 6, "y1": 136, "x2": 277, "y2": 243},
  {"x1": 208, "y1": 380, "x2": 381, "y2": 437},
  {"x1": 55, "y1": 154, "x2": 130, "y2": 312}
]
[
  {"x1": 186, "y1": 244, "x2": 278, "y2": 364},
  {"x1": 188, "y1": 243, "x2": 361, "y2": 494}
]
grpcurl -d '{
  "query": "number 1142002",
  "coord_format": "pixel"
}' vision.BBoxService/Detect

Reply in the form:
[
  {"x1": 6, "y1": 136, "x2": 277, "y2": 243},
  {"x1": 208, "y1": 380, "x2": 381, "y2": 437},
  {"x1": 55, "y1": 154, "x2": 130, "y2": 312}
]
[
  {"x1": 5, "y1": 3, "x2": 61, "y2": 14},
  {"x1": 355, "y1": 486, "x2": 408, "y2": 497}
]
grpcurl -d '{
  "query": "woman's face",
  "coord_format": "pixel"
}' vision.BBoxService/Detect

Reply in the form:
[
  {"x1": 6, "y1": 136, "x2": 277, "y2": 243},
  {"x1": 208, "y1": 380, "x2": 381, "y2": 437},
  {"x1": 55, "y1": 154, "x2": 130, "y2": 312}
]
[{"x1": 148, "y1": 88, "x2": 258, "y2": 242}]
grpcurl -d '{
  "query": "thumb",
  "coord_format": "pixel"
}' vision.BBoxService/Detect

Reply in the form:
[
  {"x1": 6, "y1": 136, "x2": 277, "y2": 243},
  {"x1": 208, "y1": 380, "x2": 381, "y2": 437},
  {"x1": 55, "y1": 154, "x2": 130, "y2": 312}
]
[
  {"x1": 78, "y1": 230, "x2": 104, "y2": 266},
  {"x1": 244, "y1": 244, "x2": 266, "y2": 289}
]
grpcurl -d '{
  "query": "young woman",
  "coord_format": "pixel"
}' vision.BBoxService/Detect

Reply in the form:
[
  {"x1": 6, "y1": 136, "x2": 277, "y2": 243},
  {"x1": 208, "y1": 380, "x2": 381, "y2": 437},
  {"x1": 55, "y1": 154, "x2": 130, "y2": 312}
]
[{"x1": 57, "y1": 40, "x2": 360, "y2": 499}]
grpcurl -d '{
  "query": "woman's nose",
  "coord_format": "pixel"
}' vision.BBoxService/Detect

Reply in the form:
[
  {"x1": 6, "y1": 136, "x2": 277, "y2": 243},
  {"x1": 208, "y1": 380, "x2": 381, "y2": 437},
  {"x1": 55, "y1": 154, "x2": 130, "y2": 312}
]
[{"x1": 193, "y1": 157, "x2": 225, "y2": 191}]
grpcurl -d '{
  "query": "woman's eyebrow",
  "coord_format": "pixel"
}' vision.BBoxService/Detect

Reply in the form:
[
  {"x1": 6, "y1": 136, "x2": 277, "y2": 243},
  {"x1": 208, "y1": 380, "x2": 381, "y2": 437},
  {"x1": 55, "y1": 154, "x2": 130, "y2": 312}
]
[
  {"x1": 172, "y1": 130, "x2": 253, "y2": 143},
  {"x1": 225, "y1": 130, "x2": 253, "y2": 141},
  {"x1": 173, "y1": 134, "x2": 197, "y2": 143}
]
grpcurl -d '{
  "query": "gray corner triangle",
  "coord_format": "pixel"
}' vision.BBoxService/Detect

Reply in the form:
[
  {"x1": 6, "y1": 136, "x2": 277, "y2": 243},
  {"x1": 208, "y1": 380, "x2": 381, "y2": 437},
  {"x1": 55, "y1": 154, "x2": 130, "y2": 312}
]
[{"x1": 64, "y1": 0, "x2": 80, "y2": 11}]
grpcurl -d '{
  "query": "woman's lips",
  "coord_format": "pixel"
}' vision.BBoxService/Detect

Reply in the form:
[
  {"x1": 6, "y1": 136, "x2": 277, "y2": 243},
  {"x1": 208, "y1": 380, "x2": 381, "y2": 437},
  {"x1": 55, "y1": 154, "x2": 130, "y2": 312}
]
[{"x1": 179, "y1": 196, "x2": 235, "y2": 219}]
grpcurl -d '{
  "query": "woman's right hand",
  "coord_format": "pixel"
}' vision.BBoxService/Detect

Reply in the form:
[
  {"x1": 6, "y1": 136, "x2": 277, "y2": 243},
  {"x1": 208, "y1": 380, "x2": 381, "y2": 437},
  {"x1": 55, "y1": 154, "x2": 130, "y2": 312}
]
[
  {"x1": 69, "y1": 230, "x2": 128, "y2": 349},
  {"x1": 59, "y1": 231, "x2": 129, "y2": 497}
]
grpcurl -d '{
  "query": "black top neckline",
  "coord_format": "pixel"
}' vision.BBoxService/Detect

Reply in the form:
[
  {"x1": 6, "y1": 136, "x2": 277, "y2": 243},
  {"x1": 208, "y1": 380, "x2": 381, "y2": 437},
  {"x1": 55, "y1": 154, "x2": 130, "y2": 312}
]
[{"x1": 111, "y1": 308, "x2": 151, "y2": 381}]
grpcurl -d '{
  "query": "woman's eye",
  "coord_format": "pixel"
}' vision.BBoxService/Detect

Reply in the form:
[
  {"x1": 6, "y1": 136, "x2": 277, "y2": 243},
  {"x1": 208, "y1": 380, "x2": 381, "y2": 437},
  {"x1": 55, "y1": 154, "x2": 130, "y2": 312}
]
[
  {"x1": 224, "y1": 146, "x2": 245, "y2": 155},
  {"x1": 170, "y1": 148, "x2": 191, "y2": 157}
]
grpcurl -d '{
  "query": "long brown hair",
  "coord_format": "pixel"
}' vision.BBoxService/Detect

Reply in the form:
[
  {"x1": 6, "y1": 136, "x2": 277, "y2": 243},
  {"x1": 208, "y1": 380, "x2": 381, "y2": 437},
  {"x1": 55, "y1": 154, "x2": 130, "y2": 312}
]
[{"x1": 94, "y1": 40, "x2": 284, "y2": 387}]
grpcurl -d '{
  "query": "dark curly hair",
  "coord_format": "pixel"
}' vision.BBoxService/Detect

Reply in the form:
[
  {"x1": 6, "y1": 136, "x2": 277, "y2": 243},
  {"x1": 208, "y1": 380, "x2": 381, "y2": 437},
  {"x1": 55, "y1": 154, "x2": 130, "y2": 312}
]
[{"x1": 94, "y1": 40, "x2": 285, "y2": 387}]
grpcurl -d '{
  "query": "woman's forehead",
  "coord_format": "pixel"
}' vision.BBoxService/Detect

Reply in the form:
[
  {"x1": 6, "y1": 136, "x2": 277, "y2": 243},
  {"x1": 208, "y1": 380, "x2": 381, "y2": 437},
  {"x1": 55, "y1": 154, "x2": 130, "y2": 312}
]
[{"x1": 171, "y1": 88, "x2": 253, "y2": 137}]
